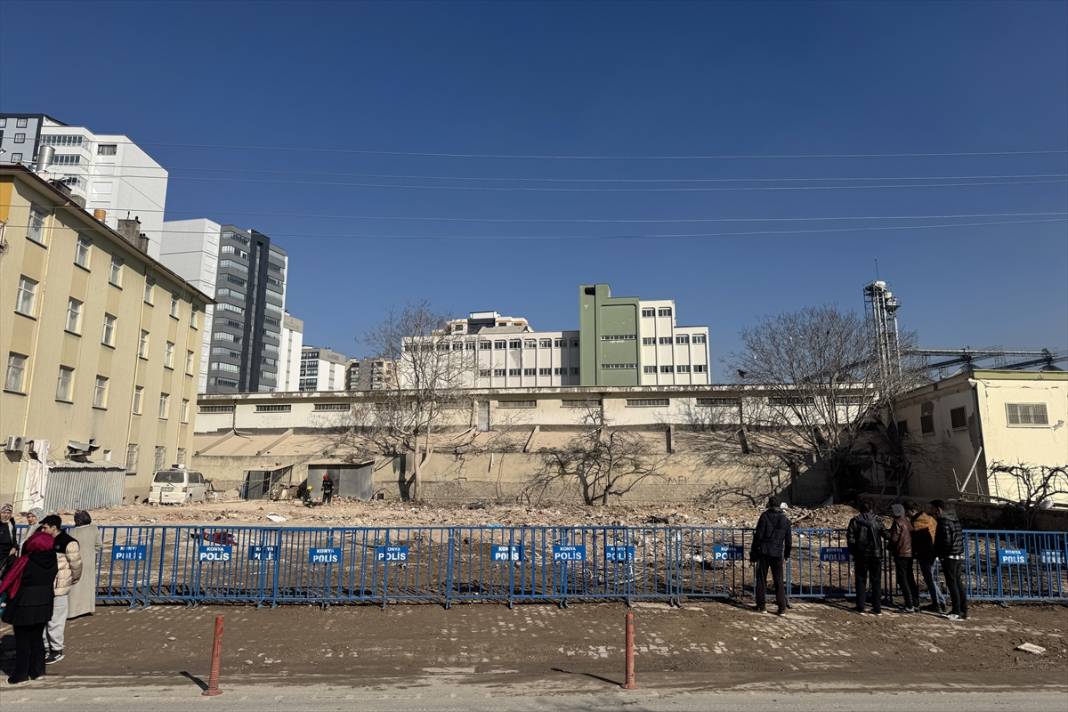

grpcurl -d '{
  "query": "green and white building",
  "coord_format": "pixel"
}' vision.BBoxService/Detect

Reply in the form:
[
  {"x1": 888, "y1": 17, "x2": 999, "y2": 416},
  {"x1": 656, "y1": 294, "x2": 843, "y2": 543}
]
[{"x1": 420, "y1": 283, "x2": 709, "y2": 389}]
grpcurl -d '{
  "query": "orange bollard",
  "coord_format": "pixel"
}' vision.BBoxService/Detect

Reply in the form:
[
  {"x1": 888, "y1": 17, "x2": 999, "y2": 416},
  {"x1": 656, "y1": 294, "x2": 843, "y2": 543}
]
[
  {"x1": 622, "y1": 610, "x2": 637, "y2": 690},
  {"x1": 202, "y1": 615, "x2": 224, "y2": 697}
]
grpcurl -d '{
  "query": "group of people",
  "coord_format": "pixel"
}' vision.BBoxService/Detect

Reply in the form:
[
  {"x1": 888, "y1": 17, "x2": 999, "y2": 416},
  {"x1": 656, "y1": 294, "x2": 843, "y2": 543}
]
[
  {"x1": 750, "y1": 497, "x2": 968, "y2": 620},
  {"x1": 0, "y1": 505, "x2": 101, "y2": 685}
]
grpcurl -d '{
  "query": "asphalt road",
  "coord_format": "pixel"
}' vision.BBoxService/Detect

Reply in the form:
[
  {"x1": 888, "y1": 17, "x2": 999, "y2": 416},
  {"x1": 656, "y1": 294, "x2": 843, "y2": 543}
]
[{"x1": 3, "y1": 682, "x2": 1068, "y2": 712}]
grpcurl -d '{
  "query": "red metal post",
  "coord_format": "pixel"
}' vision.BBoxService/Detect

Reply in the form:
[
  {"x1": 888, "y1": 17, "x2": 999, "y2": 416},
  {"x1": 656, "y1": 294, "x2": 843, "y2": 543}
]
[
  {"x1": 622, "y1": 610, "x2": 637, "y2": 690},
  {"x1": 202, "y1": 615, "x2": 225, "y2": 697}
]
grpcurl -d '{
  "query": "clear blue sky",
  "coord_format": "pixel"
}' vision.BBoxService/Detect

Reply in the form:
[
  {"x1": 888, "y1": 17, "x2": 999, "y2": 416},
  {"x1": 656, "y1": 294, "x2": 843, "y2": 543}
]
[{"x1": 3, "y1": 1, "x2": 1066, "y2": 376}]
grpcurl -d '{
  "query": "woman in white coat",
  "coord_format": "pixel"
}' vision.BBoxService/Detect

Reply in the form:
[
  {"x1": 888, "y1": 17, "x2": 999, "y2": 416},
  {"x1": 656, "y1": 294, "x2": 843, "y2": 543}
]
[{"x1": 67, "y1": 510, "x2": 101, "y2": 618}]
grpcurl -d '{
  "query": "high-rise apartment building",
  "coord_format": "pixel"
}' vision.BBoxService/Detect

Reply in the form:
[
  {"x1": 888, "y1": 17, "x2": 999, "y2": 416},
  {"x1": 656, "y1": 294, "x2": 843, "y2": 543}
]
[
  {"x1": 159, "y1": 221, "x2": 288, "y2": 393},
  {"x1": 0, "y1": 166, "x2": 208, "y2": 508},
  {"x1": 299, "y1": 347, "x2": 348, "y2": 391},
  {"x1": 0, "y1": 114, "x2": 169, "y2": 258},
  {"x1": 346, "y1": 357, "x2": 398, "y2": 391},
  {"x1": 278, "y1": 313, "x2": 304, "y2": 392}
]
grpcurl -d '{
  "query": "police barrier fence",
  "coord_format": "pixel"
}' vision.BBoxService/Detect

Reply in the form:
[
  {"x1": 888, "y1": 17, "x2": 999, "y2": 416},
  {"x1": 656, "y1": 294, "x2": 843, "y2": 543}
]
[{"x1": 75, "y1": 525, "x2": 1068, "y2": 607}]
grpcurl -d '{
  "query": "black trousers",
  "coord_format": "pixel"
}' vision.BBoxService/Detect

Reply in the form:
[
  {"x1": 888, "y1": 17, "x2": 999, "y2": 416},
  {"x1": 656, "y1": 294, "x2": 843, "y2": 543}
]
[
  {"x1": 894, "y1": 556, "x2": 918, "y2": 609},
  {"x1": 754, "y1": 555, "x2": 786, "y2": 611},
  {"x1": 12, "y1": 622, "x2": 47, "y2": 681},
  {"x1": 941, "y1": 557, "x2": 968, "y2": 616},
  {"x1": 854, "y1": 556, "x2": 882, "y2": 612},
  {"x1": 322, "y1": 491, "x2": 333, "y2": 504}
]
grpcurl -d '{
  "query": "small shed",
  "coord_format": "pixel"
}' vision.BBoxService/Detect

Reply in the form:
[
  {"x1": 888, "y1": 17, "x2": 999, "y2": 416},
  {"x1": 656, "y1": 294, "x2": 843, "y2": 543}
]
[
  {"x1": 43, "y1": 460, "x2": 127, "y2": 511},
  {"x1": 308, "y1": 461, "x2": 375, "y2": 500}
]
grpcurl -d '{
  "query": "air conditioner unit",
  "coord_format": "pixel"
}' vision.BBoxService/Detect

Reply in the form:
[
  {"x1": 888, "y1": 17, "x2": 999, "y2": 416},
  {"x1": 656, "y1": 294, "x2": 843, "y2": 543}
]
[{"x1": 4, "y1": 436, "x2": 25, "y2": 452}]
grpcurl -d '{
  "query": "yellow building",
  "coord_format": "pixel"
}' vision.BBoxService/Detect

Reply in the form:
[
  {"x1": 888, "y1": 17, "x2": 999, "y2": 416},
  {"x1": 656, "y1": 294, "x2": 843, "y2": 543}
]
[{"x1": 1, "y1": 165, "x2": 211, "y2": 510}]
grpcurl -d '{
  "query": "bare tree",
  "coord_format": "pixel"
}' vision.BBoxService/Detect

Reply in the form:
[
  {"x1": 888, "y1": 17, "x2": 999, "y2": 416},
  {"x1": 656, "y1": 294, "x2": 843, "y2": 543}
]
[
  {"x1": 986, "y1": 462, "x2": 1068, "y2": 528},
  {"x1": 527, "y1": 408, "x2": 668, "y2": 506},
  {"x1": 339, "y1": 302, "x2": 473, "y2": 501},
  {"x1": 687, "y1": 305, "x2": 926, "y2": 502}
]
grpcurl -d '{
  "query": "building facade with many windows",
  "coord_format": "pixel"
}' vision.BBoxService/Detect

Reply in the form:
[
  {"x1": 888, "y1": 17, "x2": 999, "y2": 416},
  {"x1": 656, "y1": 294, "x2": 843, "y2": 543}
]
[
  {"x1": 0, "y1": 114, "x2": 169, "y2": 258},
  {"x1": 299, "y1": 346, "x2": 348, "y2": 392},
  {"x1": 0, "y1": 166, "x2": 209, "y2": 509}
]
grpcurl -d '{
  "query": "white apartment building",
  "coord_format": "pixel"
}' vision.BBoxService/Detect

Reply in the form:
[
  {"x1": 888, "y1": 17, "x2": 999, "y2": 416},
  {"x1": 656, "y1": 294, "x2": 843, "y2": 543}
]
[
  {"x1": 1, "y1": 115, "x2": 169, "y2": 258},
  {"x1": 278, "y1": 313, "x2": 304, "y2": 392},
  {"x1": 635, "y1": 300, "x2": 710, "y2": 386},
  {"x1": 299, "y1": 346, "x2": 348, "y2": 392}
]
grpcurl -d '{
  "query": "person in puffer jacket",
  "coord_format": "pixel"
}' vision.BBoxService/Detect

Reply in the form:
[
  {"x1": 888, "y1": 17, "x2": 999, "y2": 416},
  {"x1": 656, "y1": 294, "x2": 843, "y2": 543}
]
[
  {"x1": 846, "y1": 500, "x2": 885, "y2": 615},
  {"x1": 932, "y1": 499, "x2": 968, "y2": 620},
  {"x1": 38, "y1": 515, "x2": 81, "y2": 664},
  {"x1": 888, "y1": 504, "x2": 918, "y2": 612}
]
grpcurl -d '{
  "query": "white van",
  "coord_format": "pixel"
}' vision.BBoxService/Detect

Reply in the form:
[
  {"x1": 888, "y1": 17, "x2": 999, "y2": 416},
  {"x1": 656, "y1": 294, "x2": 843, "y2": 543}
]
[{"x1": 149, "y1": 467, "x2": 209, "y2": 505}]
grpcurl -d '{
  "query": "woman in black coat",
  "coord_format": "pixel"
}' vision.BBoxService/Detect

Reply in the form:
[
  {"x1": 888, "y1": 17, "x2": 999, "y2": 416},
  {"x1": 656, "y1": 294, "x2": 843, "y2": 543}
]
[{"x1": 0, "y1": 530, "x2": 57, "y2": 684}]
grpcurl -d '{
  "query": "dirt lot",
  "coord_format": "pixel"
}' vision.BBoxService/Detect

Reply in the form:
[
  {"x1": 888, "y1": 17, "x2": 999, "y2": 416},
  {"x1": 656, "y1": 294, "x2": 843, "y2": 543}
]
[
  {"x1": 82, "y1": 499, "x2": 859, "y2": 528},
  {"x1": 2, "y1": 601, "x2": 1065, "y2": 693}
]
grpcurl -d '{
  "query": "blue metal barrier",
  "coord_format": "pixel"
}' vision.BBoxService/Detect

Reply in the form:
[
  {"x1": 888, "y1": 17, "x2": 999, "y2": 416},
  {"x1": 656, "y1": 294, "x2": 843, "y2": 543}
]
[{"x1": 15, "y1": 524, "x2": 1068, "y2": 607}]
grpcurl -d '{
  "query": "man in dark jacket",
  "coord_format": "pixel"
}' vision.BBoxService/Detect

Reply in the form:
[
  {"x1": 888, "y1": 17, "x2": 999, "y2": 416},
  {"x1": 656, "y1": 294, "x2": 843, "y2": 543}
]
[
  {"x1": 932, "y1": 499, "x2": 968, "y2": 620},
  {"x1": 846, "y1": 500, "x2": 885, "y2": 615},
  {"x1": 750, "y1": 497, "x2": 792, "y2": 615},
  {"x1": 0, "y1": 503, "x2": 19, "y2": 576},
  {"x1": 321, "y1": 474, "x2": 335, "y2": 505}
]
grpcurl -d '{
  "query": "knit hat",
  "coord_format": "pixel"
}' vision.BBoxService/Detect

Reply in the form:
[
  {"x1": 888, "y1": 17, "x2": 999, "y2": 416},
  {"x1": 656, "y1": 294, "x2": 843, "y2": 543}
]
[
  {"x1": 0, "y1": 503, "x2": 12, "y2": 514},
  {"x1": 891, "y1": 503, "x2": 905, "y2": 517},
  {"x1": 26, "y1": 507, "x2": 44, "y2": 519}
]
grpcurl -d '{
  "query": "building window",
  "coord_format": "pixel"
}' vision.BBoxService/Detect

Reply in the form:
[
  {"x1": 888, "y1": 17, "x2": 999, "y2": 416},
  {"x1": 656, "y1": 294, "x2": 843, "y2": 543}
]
[
  {"x1": 164, "y1": 341, "x2": 175, "y2": 369},
  {"x1": 313, "y1": 403, "x2": 350, "y2": 412},
  {"x1": 641, "y1": 308, "x2": 656, "y2": 318},
  {"x1": 539, "y1": 339, "x2": 552, "y2": 348},
  {"x1": 190, "y1": 307, "x2": 199, "y2": 330},
  {"x1": 126, "y1": 444, "x2": 139, "y2": 473},
  {"x1": 626, "y1": 398, "x2": 669, "y2": 408},
  {"x1": 770, "y1": 396, "x2": 814, "y2": 407},
  {"x1": 109, "y1": 258, "x2": 123, "y2": 287},
  {"x1": 10, "y1": 153, "x2": 22, "y2": 162},
  {"x1": 55, "y1": 366, "x2": 74, "y2": 402},
  {"x1": 16, "y1": 118, "x2": 27, "y2": 128},
  {"x1": 101, "y1": 313, "x2": 117, "y2": 346},
  {"x1": 98, "y1": 144, "x2": 117, "y2": 156},
  {"x1": 896, "y1": 420, "x2": 909, "y2": 436},
  {"x1": 465, "y1": 340, "x2": 476, "y2": 351},
  {"x1": 692, "y1": 334, "x2": 707, "y2": 344},
  {"x1": 478, "y1": 368, "x2": 491, "y2": 378},
  {"x1": 553, "y1": 338, "x2": 563, "y2": 347},
  {"x1": 13, "y1": 133, "x2": 25, "y2": 144},
  {"x1": 170, "y1": 294, "x2": 180, "y2": 318},
  {"x1": 139, "y1": 330, "x2": 150, "y2": 359},
  {"x1": 479, "y1": 341, "x2": 491, "y2": 351},
  {"x1": 144, "y1": 279, "x2": 154, "y2": 305},
  {"x1": 498, "y1": 400, "x2": 537, "y2": 409},
  {"x1": 693, "y1": 364, "x2": 707, "y2": 373},
  {"x1": 255, "y1": 404, "x2": 291, "y2": 413},
  {"x1": 509, "y1": 340, "x2": 522, "y2": 349},
  {"x1": 660, "y1": 365, "x2": 673, "y2": 373},
  {"x1": 5, "y1": 353, "x2": 27, "y2": 392},
  {"x1": 494, "y1": 368, "x2": 506, "y2": 377},
  {"x1": 602, "y1": 363, "x2": 637, "y2": 370},
  {"x1": 65, "y1": 298, "x2": 83, "y2": 334},
  {"x1": 74, "y1": 236, "x2": 92, "y2": 268},
  {"x1": 93, "y1": 375, "x2": 109, "y2": 408},
  {"x1": 600, "y1": 334, "x2": 636, "y2": 342},
  {"x1": 494, "y1": 340, "x2": 506, "y2": 350},
  {"x1": 553, "y1": 367, "x2": 564, "y2": 375},
  {"x1": 642, "y1": 337, "x2": 655, "y2": 345},
  {"x1": 676, "y1": 364, "x2": 691, "y2": 373},
  {"x1": 697, "y1": 397, "x2": 739, "y2": 407},
  {"x1": 199, "y1": 404, "x2": 234, "y2": 414},
  {"x1": 15, "y1": 275, "x2": 37, "y2": 317},
  {"x1": 451, "y1": 341, "x2": 463, "y2": 351},
  {"x1": 571, "y1": 339, "x2": 579, "y2": 347},
  {"x1": 949, "y1": 407, "x2": 967, "y2": 430},
  {"x1": 658, "y1": 307, "x2": 672, "y2": 317},
  {"x1": 523, "y1": 368, "x2": 536, "y2": 376},
  {"x1": 181, "y1": 399, "x2": 190, "y2": 423},
  {"x1": 920, "y1": 413, "x2": 935, "y2": 435},
  {"x1": 643, "y1": 365, "x2": 657, "y2": 374},
  {"x1": 133, "y1": 386, "x2": 144, "y2": 415},
  {"x1": 570, "y1": 367, "x2": 579, "y2": 374},
  {"x1": 658, "y1": 336, "x2": 672, "y2": 344},
  {"x1": 154, "y1": 446, "x2": 166, "y2": 472},
  {"x1": 675, "y1": 335, "x2": 690, "y2": 344},
  {"x1": 562, "y1": 399, "x2": 600, "y2": 408},
  {"x1": 539, "y1": 367, "x2": 552, "y2": 376},
  {"x1": 186, "y1": 350, "x2": 195, "y2": 375},
  {"x1": 508, "y1": 368, "x2": 520, "y2": 376},
  {"x1": 522, "y1": 339, "x2": 534, "y2": 349},
  {"x1": 1006, "y1": 403, "x2": 1049, "y2": 427},
  {"x1": 158, "y1": 393, "x2": 170, "y2": 419},
  {"x1": 27, "y1": 206, "x2": 47, "y2": 245}
]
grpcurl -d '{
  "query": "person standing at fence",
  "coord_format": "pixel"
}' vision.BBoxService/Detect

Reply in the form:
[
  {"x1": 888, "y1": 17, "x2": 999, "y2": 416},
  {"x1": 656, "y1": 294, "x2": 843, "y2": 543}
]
[
  {"x1": 67, "y1": 510, "x2": 101, "y2": 619},
  {"x1": 0, "y1": 529, "x2": 58, "y2": 684},
  {"x1": 888, "y1": 503, "x2": 918, "y2": 612},
  {"x1": 0, "y1": 503, "x2": 19, "y2": 578},
  {"x1": 321, "y1": 474, "x2": 335, "y2": 505},
  {"x1": 847, "y1": 501, "x2": 885, "y2": 615},
  {"x1": 38, "y1": 514, "x2": 82, "y2": 664},
  {"x1": 907, "y1": 501, "x2": 946, "y2": 613},
  {"x1": 932, "y1": 499, "x2": 968, "y2": 621},
  {"x1": 749, "y1": 497, "x2": 792, "y2": 615}
]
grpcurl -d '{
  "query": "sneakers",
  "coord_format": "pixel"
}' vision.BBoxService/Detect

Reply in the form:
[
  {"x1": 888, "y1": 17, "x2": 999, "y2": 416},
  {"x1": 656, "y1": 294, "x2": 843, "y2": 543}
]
[
  {"x1": 775, "y1": 608, "x2": 786, "y2": 616},
  {"x1": 755, "y1": 606, "x2": 767, "y2": 613},
  {"x1": 945, "y1": 613, "x2": 961, "y2": 621},
  {"x1": 45, "y1": 650, "x2": 64, "y2": 665}
]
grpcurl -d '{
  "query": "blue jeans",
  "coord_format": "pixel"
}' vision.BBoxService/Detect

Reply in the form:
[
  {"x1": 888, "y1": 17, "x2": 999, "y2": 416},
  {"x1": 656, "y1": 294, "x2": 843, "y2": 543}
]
[{"x1": 917, "y1": 556, "x2": 945, "y2": 607}]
